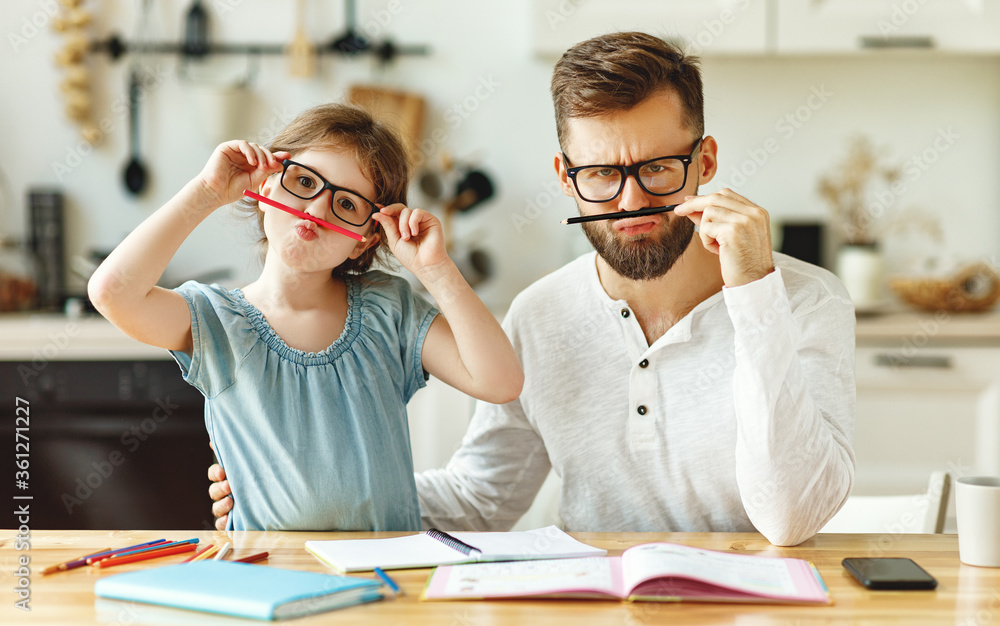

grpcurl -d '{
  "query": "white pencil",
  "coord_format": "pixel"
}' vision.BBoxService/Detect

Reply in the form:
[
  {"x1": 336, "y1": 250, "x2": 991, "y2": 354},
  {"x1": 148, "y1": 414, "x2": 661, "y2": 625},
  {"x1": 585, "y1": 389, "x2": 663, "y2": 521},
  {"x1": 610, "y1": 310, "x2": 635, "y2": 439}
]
[{"x1": 213, "y1": 542, "x2": 232, "y2": 561}]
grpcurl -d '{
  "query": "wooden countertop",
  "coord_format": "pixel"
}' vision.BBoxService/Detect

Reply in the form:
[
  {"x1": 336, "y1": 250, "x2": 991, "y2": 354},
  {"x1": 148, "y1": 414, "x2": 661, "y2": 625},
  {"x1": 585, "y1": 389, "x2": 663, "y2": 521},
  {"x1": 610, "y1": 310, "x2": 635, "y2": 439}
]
[
  {"x1": 1, "y1": 530, "x2": 994, "y2": 624},
  {"x1": 855, "y1": 308, "x2": 1000, "y2": 344},
  {"x1": 4, "y1": 305, "x2": 1000, "y2": 361},
  {"x1": 0, "y1": 313, "x2": 166, "y2": 361}
]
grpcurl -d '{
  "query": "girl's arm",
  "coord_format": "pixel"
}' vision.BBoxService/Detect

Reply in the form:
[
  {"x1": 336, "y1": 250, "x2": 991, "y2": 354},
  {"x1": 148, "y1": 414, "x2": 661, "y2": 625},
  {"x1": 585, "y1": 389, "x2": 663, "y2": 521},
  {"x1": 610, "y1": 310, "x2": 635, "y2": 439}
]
[
  {"x1": 372, "y1": 205, "x2": 524, "y2": 405},
  {"x1": 88, "y1": 141, "x2": 286, "y2": 353}
]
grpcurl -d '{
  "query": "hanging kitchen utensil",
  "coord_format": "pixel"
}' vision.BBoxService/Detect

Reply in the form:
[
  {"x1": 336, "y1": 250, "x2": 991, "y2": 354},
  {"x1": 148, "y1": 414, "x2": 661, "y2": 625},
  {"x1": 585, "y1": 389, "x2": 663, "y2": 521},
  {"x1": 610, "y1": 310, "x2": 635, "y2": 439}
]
[
  {"x1": 288, "y1": 0, "x2": 315, "y2": 77},
  {"x1": 451, "y1": 169, "x2": 495, "y2": 213},
  {"x1": 330, "y1": 0, "x2": 368, "y2": 55},
  {"x1": 183, "y1": 0, "x2": 210, "y2": 57},
  {"x1": 440, "y1": 168, "x2": 495, "y2": 251},
  {"x1": 122, "y1": 70, "x2": 148, "y2": 195},
  {"x1": 121, "y1": 0, "x2": 152, "y2": 196}
]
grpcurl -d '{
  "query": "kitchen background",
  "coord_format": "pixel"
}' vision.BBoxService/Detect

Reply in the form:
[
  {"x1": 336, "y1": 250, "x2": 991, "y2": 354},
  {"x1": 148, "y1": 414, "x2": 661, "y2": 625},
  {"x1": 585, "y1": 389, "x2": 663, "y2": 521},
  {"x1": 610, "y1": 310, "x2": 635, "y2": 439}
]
[{"x1": 3, "y1": 0, "x2": 1000, "y2": 531}]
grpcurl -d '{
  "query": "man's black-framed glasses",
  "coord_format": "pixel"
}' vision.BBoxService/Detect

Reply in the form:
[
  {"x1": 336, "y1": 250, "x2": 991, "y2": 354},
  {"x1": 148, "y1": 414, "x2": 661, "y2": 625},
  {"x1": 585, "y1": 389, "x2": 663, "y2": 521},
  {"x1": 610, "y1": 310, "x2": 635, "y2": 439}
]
[
  {"x1": 279, "y1": 159, "x2": 379, "y2": 227},
  {"x1": 563, "y1": 138, "x2": 704, "y2": 203}
]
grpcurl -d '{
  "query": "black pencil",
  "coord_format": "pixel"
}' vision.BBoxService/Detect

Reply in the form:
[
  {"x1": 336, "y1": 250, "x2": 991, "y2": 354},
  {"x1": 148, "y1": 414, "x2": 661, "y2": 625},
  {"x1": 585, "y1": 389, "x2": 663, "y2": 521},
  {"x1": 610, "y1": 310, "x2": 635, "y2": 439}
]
[{"x1": 561, "y1": 204, "x2": 679, "y2": 225}]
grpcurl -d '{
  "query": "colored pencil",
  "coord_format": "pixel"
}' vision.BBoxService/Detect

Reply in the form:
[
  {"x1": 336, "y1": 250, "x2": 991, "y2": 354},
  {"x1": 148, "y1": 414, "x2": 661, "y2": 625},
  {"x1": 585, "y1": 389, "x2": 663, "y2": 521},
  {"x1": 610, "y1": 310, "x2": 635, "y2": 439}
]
[
  {"x1": 561, "y1": 204, "x2": 679, "y2": 225},
  {"x1": 182, "y1": 545, "x2": 217, "y2": 563},
  {"x1": 196, "y1": 545, "x2": 220, "y2": 561},
  {"x1": 42, "y1": 548, "x2": 111, "y2": 575},
  {"x1": 83, "y1": 539, "x2": 169, "y2": 565},
  {"x1": 93, "y1": 543, "x2": 197, "y2": 569},
  {"x1": 213, "y1": 542, "x2": 232, "y2": 561},
  {"x1": 232, "y1": 551, "x2": 269, "y2": 564},
  {"x1": 243, "y1": 189, "x2": 366, "y2": 242},
  {"x1": 374, "y1": 566, "x2": 402, "y2": 596},
  {"x1": 187, "y1": 545, "x2": 219, "y2": 562},
  {"x1": 94, "y1": 538, "x2": 199, "y2": 562}
]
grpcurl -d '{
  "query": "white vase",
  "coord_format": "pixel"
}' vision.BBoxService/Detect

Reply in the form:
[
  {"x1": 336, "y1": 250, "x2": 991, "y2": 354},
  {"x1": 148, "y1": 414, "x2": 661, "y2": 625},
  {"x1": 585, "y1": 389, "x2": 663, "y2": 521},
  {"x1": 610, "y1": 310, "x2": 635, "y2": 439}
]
[{"x1": 836, "y1": 244, "x2": 885, "y2": 310}]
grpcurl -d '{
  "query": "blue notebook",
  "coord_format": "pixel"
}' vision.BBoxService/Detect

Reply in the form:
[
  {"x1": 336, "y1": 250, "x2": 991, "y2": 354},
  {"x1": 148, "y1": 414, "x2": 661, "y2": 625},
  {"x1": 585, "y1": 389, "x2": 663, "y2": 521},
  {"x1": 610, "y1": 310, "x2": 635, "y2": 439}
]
[{"x1": 94, "y1": 560, "x2": 384, "y2": 620}]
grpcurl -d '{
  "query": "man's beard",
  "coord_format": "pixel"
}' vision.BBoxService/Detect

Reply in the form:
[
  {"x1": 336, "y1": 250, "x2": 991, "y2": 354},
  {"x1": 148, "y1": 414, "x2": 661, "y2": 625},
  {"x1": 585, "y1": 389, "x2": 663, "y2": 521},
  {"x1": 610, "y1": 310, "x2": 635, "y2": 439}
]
[{"x1": 582, "y1": 214, "x2": 695, "y2": 281}]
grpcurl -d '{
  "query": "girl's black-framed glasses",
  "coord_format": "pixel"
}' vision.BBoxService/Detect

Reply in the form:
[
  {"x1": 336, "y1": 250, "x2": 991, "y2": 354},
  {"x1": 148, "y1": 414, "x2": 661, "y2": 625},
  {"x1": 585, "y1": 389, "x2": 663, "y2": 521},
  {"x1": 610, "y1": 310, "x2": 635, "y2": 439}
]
[{"x1": 279, "y1": 159, "x2": 379, "y2": 227}]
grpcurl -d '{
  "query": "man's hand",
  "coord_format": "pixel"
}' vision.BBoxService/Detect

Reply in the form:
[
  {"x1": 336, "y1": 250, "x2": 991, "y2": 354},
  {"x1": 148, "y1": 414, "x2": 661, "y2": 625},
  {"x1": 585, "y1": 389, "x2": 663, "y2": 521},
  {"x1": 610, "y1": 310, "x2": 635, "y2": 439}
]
[
  {"x1": 674, "y1": 188, "x2": 775, "y2": 287},
  {"x1": 208, "y1": 461, "x2": 232, "y2": 532}
]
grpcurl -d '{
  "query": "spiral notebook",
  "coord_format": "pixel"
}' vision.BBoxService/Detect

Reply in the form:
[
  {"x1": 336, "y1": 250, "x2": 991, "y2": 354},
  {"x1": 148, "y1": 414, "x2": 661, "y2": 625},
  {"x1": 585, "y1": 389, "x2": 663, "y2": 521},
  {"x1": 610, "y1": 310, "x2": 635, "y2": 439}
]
[{"x1": 305, "y1": 526, "x2": 606, "y2": 573}]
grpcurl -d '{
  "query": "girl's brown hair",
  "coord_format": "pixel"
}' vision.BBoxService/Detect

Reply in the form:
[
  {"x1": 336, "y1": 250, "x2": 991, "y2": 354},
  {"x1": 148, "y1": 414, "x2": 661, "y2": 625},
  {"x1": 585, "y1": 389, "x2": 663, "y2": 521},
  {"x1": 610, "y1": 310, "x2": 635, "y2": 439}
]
[
  {"x1": 246, "y1": 102, "x2": 410, "y2": 276},
  {"x1": 550, "y1": 32, "x2": 705, "y2": 150}
]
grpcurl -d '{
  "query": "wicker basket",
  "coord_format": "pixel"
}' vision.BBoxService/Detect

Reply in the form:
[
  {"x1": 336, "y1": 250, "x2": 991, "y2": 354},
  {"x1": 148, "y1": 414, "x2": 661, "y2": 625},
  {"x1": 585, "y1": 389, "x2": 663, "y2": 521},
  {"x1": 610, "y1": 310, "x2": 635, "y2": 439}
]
[{"x1": 890, "y1": 263, "x2": 1000, "y2": 313}]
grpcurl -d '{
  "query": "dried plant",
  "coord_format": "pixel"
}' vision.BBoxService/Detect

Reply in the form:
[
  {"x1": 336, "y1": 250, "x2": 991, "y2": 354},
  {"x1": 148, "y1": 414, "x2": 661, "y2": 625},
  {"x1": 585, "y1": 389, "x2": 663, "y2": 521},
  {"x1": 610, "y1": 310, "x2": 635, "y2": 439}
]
[{"x1": 817, "y1": 135, "x2": 941, "y2": 246}]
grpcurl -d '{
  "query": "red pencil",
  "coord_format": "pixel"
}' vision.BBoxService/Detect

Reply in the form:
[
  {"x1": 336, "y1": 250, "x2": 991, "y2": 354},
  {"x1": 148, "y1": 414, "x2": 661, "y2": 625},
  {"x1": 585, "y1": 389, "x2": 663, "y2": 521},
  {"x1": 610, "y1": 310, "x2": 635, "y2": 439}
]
[
  {"x1": 93, "y1": 543, "x2": 197, "y2": 568},
  {"x1": 232, "y1": 551, "x2": 269, "y2": 564},
  {"x1": 243, "y1": 189, "x2": 366, "y2": 242},
  {"x1": 84, "y1": 539, "x2": 170, "y2": 565}
]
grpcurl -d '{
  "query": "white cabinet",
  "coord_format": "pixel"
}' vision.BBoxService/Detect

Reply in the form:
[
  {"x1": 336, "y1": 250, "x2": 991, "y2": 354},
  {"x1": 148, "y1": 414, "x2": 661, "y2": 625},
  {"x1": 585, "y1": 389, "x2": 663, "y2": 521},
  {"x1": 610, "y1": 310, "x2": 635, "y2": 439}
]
[
  {"x1": 854, "y1": 337, "x2": 1000, "y2": 532},
  {"x1": 530, "y1": 0, "x2": 1000, "y2": 57},
  {"x1": 854, "y1": 344, "x2": 1000, "y2": 494},
  {"x1": 530, "y1": 0, "x2": 770, "y2": 57},
  {"x1": 776, "y1": 0, "x2": 1000, "y2": 53}
]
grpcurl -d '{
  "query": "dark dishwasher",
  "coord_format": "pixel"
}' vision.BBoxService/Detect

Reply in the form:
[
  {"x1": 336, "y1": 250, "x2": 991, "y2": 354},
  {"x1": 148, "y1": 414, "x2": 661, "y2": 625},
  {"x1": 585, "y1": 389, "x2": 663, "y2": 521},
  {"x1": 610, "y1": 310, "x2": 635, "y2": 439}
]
[{"x1": 2, "y1": 360, "x2": 215, "y2": 530}]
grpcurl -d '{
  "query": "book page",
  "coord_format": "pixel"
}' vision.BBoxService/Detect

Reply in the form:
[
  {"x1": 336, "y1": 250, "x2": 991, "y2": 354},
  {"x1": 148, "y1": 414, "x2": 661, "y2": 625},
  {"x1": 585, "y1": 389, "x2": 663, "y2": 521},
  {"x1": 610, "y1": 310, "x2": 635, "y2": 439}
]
[
  {"x1": 621, "y1": 543, "x2": 827, "y2": 602},
  {"x1": 305, "y1": 534, "x2": 467, "y2": 572},
  {"x1": 450, "y1": 526, "x2": 606, "y2": 561},
  {"x1": 424, "y1": 557, "x2": 624, "y2": 600}
]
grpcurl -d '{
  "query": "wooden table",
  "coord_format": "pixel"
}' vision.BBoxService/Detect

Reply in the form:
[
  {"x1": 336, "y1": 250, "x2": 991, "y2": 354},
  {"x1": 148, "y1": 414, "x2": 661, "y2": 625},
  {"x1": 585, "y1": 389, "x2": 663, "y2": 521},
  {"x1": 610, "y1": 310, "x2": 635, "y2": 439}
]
[{"x1": 2, "y1": 530, "x2": 997, "y2": 624}]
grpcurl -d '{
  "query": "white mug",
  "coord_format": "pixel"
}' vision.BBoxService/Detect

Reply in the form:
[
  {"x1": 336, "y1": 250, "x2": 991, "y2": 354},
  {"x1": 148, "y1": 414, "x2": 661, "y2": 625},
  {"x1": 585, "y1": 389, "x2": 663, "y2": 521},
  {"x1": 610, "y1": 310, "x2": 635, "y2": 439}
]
[{"x1": 956, "y1": 476, "x2": 1000, "y2": 567}]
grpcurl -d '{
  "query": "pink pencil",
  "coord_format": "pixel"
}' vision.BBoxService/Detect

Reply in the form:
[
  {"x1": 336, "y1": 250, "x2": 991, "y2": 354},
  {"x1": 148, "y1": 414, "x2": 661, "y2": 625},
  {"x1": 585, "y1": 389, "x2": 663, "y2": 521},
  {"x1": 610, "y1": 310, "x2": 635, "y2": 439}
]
[{"x1": 243, "y1": 189, "x2": 366, "y2": 242}]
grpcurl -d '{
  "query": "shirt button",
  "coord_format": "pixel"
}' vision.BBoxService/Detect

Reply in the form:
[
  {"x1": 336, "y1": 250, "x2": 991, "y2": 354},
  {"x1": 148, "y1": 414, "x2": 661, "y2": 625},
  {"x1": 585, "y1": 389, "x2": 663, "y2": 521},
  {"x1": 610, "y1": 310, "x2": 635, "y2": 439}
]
[
  {"x1": 639, "y1": 359, "x2": 649, "y2": 368},
  {"x1": 621, "y1": 308, "x2": 630, "y2": 318},
  {"x1": 637, "y1": 405, "x2": 647, "y2": 415}
]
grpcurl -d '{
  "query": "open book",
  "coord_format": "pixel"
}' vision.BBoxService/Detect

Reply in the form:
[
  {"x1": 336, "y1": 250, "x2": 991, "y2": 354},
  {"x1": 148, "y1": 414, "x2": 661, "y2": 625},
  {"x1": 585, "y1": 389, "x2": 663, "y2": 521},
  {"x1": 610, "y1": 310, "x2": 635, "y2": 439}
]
[
  {"x1": 422, "y1": 542, "x2": 830, "y2": 605},
  {"x1": 306, "y1": 526, "x2": 606, "y2": 572}
]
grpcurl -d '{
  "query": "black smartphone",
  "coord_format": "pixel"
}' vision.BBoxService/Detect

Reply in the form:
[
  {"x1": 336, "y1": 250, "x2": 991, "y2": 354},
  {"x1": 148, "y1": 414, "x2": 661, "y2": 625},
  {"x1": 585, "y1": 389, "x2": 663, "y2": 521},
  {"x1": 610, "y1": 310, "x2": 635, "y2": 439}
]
[{"x1": 842, "y1": 557, "x2": 938, "y2": 590}]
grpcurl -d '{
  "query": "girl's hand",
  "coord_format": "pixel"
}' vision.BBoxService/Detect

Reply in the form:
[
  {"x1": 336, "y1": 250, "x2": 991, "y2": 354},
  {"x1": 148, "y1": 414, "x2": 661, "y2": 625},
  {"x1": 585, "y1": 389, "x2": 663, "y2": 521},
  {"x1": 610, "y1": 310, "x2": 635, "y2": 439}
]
[
  {"x1": 195, "y1": 140, "x2": 290, "y2": 208},
  {"x1": 371, "y1": 204, "x2": 451, "y2": 276}
]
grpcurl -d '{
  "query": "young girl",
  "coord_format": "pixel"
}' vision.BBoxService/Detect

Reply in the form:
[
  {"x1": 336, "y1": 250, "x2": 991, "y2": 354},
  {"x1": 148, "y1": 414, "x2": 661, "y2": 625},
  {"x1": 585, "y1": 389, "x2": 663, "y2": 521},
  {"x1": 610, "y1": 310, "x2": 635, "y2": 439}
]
[{"x1": 88, "y1": 103, "x2": 523, "y2": 531}]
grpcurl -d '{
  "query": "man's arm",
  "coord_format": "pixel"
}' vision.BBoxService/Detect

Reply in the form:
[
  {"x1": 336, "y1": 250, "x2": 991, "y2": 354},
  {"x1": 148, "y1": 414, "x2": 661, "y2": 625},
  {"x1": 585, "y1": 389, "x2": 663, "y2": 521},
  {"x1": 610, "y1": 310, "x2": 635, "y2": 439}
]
[
  {"x1": 726, "y1": 268, "x2": 856, "y2": 546},
  {"x1": 416, "y1": 397, "x2": 552, "y2": 531},
  {"x1": 208, "y1": 398, "x2": 552, "y2": 532},
  {"x1": 676, "y1": 189, "x2": 854, "y2": 545}
]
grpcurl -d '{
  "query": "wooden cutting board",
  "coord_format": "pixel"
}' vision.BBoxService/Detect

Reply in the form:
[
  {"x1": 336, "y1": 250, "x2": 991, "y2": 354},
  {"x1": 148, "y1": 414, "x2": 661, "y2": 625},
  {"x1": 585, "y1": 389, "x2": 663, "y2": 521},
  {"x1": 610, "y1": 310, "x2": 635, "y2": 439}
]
[{"x1": 348, "y1": 85, "x2": 425, "y2": 167}]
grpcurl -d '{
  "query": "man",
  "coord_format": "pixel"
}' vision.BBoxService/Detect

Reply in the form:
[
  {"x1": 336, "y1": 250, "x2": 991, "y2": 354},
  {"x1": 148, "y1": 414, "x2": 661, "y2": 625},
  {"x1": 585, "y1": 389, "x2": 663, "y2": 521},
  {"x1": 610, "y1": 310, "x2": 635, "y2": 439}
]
[{"x1": 211, "y1": 32, "x2": 855, "y2": 546}]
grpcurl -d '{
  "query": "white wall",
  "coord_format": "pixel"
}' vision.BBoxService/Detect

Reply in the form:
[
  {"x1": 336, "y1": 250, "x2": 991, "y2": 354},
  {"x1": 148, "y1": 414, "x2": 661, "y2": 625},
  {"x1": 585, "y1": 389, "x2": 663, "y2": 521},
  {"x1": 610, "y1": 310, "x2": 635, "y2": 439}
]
[{"x1": 2, "y1": 1, "x2": 1000, "y2": 309}]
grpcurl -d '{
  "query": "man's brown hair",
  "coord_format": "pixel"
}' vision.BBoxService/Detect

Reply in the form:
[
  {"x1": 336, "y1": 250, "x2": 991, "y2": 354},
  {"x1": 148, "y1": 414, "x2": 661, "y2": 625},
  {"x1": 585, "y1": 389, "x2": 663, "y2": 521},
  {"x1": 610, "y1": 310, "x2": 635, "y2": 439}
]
[
  {"x1": 247, "y1": 102, "x2": 409, "y2": 276},
  {"x1": 550, "y1": 32, "x2": 705, "y2": 150}
]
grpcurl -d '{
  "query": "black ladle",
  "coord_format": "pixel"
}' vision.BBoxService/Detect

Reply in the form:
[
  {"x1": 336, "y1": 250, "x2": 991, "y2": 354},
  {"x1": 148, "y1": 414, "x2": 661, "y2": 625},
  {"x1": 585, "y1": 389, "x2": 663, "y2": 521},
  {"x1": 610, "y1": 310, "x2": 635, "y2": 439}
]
[{"x1": 122, "y1": 70, "x2": 148, "y2": 195}]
